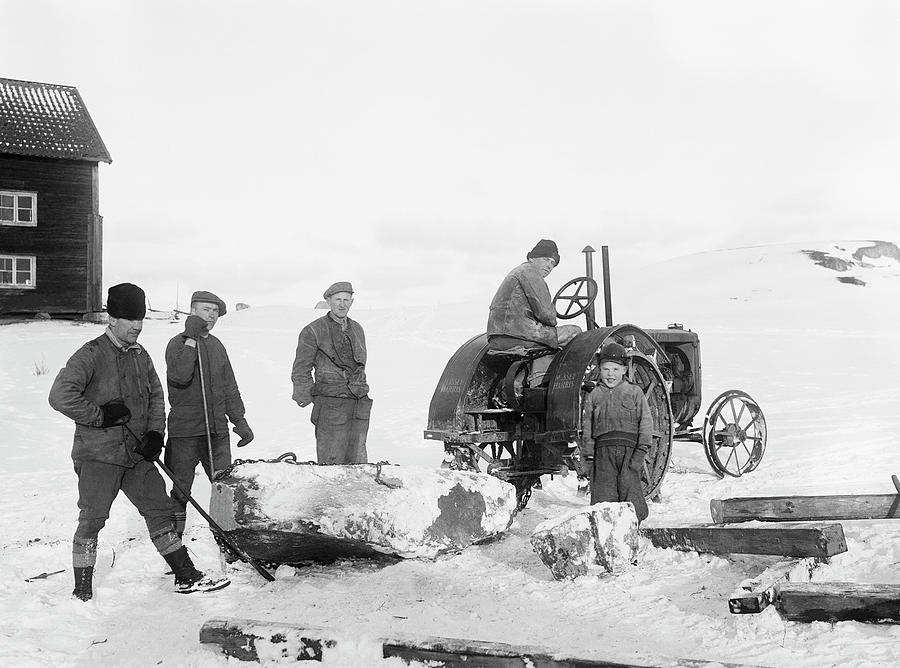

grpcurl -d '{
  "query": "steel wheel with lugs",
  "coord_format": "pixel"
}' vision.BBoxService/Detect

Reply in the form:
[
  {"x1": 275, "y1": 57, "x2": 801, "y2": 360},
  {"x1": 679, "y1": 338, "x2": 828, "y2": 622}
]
[{"x1": 703, "y1": 390, "x2": 767, "y2": 477}]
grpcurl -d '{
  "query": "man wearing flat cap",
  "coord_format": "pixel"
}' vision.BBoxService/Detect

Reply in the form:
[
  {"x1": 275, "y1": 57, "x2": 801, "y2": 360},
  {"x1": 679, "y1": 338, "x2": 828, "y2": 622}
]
[
  {"x1": 49, "y1": 283, "x2": 229, "y2": 600},
  {"x1": 487, "y1": 239, "x2": 582, "y2": 386},
  {"x1": 291, "y1": 281, "x2": 372, "y2": 464},
  {"x1": 164, "y1": 290, "x2": 253, "y2": 539}
]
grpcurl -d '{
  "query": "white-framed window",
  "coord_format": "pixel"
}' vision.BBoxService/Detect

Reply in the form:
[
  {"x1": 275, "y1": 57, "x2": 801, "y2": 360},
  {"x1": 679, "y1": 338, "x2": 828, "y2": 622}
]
[
  {"x1": 0, "y1": 254, "x2": 36, "y2": 288},
  {"x1": 0, "y1": 191, "x2": 37, "y2": 226}
]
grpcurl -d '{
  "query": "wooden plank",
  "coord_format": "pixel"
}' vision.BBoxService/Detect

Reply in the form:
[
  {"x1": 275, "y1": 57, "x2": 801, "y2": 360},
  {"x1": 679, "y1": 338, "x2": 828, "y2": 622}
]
[
  {"x1": 640, "y1": 523, "x2": 847, "y2": 558},
  {"x1": 728, "y1": 557, "x2": 824, "y2": 614},
  {"x1": 775, "y1": 582, "x2": 900, "y2": 623},
  {"x1": 199, "y1": 618, "x2": 766, "y2": 666},
  {"x1": 710, "y1": 494, "x2": 900, "y2": 524}
]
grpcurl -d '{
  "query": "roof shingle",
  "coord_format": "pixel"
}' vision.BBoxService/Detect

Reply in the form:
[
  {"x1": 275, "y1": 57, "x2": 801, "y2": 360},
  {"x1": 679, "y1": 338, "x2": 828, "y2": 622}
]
[{"x1": 0, "y1": 77, "x2": 111, "y2": 163}]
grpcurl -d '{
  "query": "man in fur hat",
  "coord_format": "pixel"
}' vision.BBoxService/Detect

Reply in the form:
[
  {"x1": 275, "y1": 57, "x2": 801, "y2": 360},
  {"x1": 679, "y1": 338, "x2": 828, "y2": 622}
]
[
  {"x1": 291, "y1": 281, "x2": 372, "y2": 464},
  {"x1": 49, "y1": 283, "x2": 229, "y2": 601},
  {"x1": 164, "y1": 290, "x2": 253, "y2": 539},
  {"x1": 487, "y1": 239, "x2": 582, "y2": 385}
]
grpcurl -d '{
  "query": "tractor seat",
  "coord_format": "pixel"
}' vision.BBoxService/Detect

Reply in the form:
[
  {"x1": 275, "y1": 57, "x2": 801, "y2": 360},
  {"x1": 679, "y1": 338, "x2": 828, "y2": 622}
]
[{"x1": 484, "y1": 342, "x2": 556, "y2": 363}]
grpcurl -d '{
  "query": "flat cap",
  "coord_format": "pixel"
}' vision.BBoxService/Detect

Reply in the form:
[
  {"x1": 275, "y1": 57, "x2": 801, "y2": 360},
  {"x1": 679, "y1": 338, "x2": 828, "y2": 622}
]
[
  {"x1": 323, "y1": 281, "x2": 354, "y2": 299},
  {"x1": 191, "y1": 290, "x2": 227, "y2": 316}
]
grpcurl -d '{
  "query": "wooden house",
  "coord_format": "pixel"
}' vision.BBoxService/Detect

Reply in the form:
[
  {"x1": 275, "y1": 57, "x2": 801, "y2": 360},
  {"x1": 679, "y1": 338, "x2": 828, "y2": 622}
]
[{"x1": 0, "y1": 77, "x2": 111, "y2": 316}]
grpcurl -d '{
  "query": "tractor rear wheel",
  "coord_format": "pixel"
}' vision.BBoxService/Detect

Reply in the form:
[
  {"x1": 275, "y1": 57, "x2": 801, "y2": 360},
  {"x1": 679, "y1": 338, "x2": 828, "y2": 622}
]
[{"x1": 625, "y1": 351, "x2": 674, "y2": 499}]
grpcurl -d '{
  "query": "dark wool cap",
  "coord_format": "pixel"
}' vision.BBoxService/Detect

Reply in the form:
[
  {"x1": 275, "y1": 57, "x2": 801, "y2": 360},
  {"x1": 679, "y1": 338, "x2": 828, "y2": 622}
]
[
  {"x1": 323, "y1": 281, "x2": 354, "y2": 299},
  {"x1": 598, "y1": 341, "x2": 628, "y2": 366},
  {"x1": 107, "y1": 283, "x2": 146, "y2": 320},
  {"x1": 191, "y1": 290, "x2": 227, "y2": 316},
  {"x1": 526, "y1": 239, "x2": 560, "y2": 266}
]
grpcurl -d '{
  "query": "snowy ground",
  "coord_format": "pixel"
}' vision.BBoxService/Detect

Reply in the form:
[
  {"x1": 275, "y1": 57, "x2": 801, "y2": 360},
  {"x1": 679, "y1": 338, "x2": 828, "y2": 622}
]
[{"x1": 2, "y1": 241, "x2": 900, "y2": 667}]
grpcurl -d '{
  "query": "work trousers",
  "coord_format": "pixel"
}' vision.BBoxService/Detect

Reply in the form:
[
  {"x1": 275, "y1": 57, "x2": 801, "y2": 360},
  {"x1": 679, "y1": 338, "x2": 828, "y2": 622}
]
[
  {"x1": 591, "y1": 444, "x2": 649, "y2": 522},
  {"x1": 73, "y1": 459, "x2": 180, "y2": 566},
  {"x1": 310, "y1": 395, "x2": 372, "y2": 464},
  {"x1": 165, "y1": 434, "x2": 231, "y2": 508}
]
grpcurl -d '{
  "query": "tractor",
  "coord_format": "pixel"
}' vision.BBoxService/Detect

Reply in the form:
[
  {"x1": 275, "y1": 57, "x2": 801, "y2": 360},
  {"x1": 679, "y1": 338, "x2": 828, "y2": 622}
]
[{"x1": 424, "y1": 245, "x2": 766, "y2": 509}]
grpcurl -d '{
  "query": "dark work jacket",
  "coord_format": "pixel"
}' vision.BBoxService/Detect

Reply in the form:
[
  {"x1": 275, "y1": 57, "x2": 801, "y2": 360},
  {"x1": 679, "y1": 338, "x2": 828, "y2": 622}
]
[
  {"x1": 165, "y1": 332, "x2": 246, "y2": 437},
  {"x1": 291, "y1": 314, "x2": 368, "y2": 404},
  {"x1": 487, "y1": 262, "x2": 559, "y2": 349},
  {"x1": 580, "y1": 380, "x2": 652, "y2": 460},
  {"x1": 48, "y1": 331, "x2": 165, "y2": 466}
]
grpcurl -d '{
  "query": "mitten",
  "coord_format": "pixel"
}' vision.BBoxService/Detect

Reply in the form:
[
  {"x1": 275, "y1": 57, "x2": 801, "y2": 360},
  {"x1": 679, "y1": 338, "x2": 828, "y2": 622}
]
[
  {"x1": 233, "y1": 419, "x2": 254, "y2": 448},
  {"x1": 183, "y1": 315, "x2": 209, "y2": 340},
  {"x1": 629, "y1": 448, "x2": 646, "y2": 473},
  {"x1": 99, "y1": 400, "x2": 131, "y2": 428},
  {"x1": 137, "y1": 430, "x2": 164, "y2": 461}
]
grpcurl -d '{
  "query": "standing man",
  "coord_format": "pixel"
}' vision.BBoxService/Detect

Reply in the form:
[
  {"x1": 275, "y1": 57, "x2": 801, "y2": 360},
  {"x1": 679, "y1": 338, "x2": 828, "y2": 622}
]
[
  {"x1": 165, "y1": 290, "x2": 253, "y2": 539},
  {"x1": 291, "y1": 281, "x2": 372, "y2": 464},
  {"x1": 487, "y1": 239, "x2": 582, "y2": 385},
  {"x1": 49, "y1": 283, "x2": 228, "y2": 600}
]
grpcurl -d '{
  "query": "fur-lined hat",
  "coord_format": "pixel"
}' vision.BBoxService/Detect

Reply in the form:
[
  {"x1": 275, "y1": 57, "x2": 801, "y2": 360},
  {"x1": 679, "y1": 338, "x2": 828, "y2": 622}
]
[{"x1": 107, "y1": 283, "x2": 146, "y2": 320}]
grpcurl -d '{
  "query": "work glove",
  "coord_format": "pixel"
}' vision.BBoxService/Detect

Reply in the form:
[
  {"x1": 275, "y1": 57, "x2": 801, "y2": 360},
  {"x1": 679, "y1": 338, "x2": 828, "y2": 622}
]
[
  {"x1": 183, "y1": 314, "x2": 209, "y2": 340},
  {"x1": 137, "y1": 430, "x2": 165, "y2": 461},
  {"x1": 99, "y1": 400, "x2": 131, "y2": 428},
  {"x1": 293, "y1": 390, "x2": 312, "y2": 408},
  {"x1": 629, "y1": 448, "x2": 646, "y2": 473},
  {"x1": 233, "y1": 419, "x2": 254, "y2": 448}
]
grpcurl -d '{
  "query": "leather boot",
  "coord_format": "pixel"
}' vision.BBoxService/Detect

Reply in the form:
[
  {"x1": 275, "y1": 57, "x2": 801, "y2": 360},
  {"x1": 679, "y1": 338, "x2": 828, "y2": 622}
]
[
  {"x1": 72, "y1": 566, "x2": 93, "y2": 601},
  {"x1": 162, "y1": 547, "x2": 230, "y2": 594},
  {"x1": 162, "y1": 546, "x2": 202, "y2": 582}
]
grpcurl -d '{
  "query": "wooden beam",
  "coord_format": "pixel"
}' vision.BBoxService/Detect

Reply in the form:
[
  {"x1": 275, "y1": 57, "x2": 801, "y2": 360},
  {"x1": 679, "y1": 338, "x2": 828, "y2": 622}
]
[
  {"x1": 199, "y1": 618, "x2": 766, "y2": 666},
  {"x1": 640, "y1": 523, "x2": 847, "y2": 558},
  {"x1": 710, "y1": 494, "x2": 900, "y2": 524},
  {"x1": 728, "y1": 557, "x2": 824, "y2": 614},
  {"x1": 775, "y1": 582, "x2": 900, "y2": 623}
]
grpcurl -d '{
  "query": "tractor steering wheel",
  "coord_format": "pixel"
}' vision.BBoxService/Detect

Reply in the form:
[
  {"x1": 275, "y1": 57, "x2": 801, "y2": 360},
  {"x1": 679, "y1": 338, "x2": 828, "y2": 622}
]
[{"x1": 553, "y1": 276, "x2": 598, "y2": 320}]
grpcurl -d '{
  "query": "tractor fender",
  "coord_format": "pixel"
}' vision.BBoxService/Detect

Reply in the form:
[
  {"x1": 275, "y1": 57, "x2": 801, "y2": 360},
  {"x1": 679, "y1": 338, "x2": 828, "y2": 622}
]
[
  {"x1": 545, "y1": 324, "x2": 670, "y2": 436},
  {"x1": 425, "y1": 333, "x2": 492, "y2": 436}
]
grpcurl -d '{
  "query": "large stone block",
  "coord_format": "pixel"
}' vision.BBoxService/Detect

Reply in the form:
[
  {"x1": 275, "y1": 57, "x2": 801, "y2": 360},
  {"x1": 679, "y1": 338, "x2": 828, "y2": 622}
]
[
  {"x1": 530, "y1": 502, "x2": 638, "y2": 580},
  {"x1": 210, "y1": 461, "x2": 517, "y2": 562}
]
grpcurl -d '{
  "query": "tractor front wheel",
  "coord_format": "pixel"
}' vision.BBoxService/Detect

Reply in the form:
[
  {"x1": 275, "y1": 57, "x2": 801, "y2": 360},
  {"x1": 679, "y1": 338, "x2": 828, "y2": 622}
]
[{"x1": 702, "y1": 390, "x2": 767, "y2": 477}]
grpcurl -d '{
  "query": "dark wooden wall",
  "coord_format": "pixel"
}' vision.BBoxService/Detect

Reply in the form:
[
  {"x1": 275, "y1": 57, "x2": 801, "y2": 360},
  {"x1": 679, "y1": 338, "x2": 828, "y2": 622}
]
[{"x1": 0, "y1": 155, "x2": 102, "y2": 315}]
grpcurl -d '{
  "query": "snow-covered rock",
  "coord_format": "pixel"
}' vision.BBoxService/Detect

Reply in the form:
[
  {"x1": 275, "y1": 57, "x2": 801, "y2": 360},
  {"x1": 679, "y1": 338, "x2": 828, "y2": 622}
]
[
  {"x1": 209, "y1": 461, "x2": 517, "y2": 561},
  {"x1": 530, "y1": 502, "x2": 639, "y2": 579}
]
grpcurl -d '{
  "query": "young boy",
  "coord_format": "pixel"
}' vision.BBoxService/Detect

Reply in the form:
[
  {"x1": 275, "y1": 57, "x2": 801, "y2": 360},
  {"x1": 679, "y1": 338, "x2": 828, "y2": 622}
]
[{"x1": 580, "y1": 341, "x2": 652, "y2": 522}]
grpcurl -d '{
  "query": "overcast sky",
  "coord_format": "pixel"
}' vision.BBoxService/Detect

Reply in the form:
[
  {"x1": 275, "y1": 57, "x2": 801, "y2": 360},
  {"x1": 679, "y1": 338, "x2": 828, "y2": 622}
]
[{"x1": 5, "y1": 1, "x2": 900, "y2": 309}]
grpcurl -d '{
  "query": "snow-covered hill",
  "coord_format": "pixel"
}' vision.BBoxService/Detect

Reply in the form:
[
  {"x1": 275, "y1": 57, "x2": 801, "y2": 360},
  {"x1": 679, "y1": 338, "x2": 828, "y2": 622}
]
[{"x1": 2, "y1": 241, "x2": 899, "y2": 667}]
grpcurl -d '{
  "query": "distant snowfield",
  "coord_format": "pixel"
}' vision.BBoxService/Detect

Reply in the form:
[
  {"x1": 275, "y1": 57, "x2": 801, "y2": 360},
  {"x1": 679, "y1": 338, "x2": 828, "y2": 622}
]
[{"x1": 2, "y1": 241, "x2": 900, "y2": 667}]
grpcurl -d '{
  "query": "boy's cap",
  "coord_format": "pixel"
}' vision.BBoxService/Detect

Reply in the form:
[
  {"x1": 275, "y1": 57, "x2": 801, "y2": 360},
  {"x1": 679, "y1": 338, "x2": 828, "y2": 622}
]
[{"x1": 597, "y1": 341, "x2": 627, "y2": 366}]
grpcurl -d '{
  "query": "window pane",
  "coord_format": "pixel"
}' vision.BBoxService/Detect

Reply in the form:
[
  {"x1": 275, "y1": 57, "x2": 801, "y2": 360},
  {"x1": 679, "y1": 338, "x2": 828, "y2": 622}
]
[
  {"x1": 0, "y1": 209, "x2": 12, "y2": 221},
  {"x1": 13, "y1": 258, "x2": 32, "y2": 286},
  {"x1": 0, "y1": 195, "x2": 12, "y2": 207},
  {"x1": 0, "y1": 258, "x2": 11, "y2": 270},
  {"x1": 18, "y1": 209, "x2": 31, "y2": 222},
  {"x1": 18, "y1": 195, "x2": 32, "y2": 209},
  {"x1": 0, "y1": 272, "x2": 11, "y2": 284}
]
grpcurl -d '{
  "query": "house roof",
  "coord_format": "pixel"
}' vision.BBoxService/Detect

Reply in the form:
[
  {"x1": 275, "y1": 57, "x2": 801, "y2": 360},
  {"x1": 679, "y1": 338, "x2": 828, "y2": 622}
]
[{"x1": 0, "y1": 77, "x2": 111, "y2": 163}]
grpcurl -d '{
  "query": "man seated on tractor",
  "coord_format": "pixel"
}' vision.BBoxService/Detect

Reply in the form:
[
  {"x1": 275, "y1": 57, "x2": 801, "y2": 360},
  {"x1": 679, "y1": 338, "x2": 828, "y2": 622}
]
[{"x1": 487, "y1": 239, "x2": 582, "y2": 387}]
